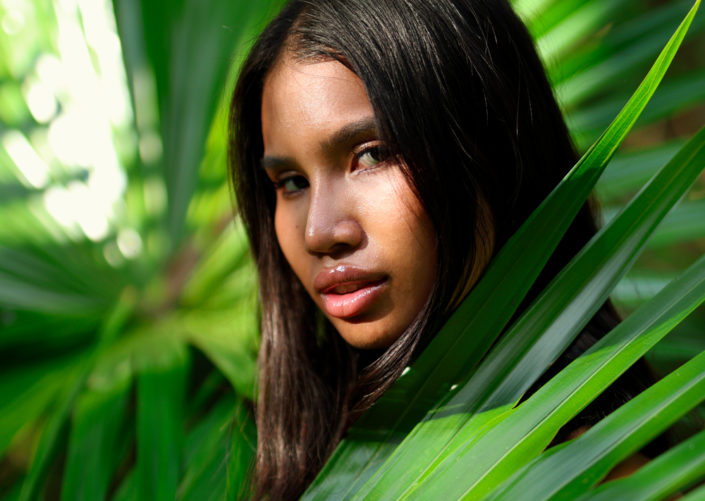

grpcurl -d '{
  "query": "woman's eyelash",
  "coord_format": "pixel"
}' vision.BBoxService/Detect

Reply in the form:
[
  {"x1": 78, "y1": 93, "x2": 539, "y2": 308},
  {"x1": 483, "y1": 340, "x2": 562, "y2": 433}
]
[
  {"x1": 272, "y1": 174, "x2": 309, "y2": 194},
  {"x1": 269, "y1": 145, "x2": 393, "y2": 193},
  {"x1": 355, "y1": 144, "x2": 393, "y2": 170}
]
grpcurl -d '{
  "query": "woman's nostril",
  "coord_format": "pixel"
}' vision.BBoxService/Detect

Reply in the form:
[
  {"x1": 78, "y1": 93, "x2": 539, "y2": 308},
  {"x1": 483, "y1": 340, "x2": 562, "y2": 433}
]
[{"x1": 305, "y1": 217, "x2": 364, "y2": 255}]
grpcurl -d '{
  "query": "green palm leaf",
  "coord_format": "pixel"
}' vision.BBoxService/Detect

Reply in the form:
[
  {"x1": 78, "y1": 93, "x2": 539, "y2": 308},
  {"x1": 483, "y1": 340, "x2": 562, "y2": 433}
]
[
  {"x1": 418, "y1": 249, "x2": 705, "y2": 499},
  {"x1": 61, "y1": 374, "x2": 131, "y2": 501},
  {"x1": 576, "y1": 429, "x2": 705, "y2": 501},
  {"x1": 135, "y1": 343, "x2": 188, "y2": 501},
  {"x1": 682, "y1": 481, "x2": 705, "y2": 500},
  {"x1": 0, "y1": 0, "x2": 278, "y2": 497},
  {"x1": 491, "y1": 348, "x2": 705, "y2": 500}
]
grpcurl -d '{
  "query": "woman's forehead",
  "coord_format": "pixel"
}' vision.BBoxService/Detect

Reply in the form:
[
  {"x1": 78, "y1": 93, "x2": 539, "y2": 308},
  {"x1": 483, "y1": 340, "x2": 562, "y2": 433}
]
[{"x1": 261, "y1": 56, "x2": 375, "y2": 155}]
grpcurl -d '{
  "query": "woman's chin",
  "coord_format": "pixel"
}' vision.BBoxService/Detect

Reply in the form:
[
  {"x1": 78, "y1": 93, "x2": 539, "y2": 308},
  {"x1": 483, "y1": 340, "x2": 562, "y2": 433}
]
[{"x1": 331, "y1": 317, "x2": 405, "y2": 350}]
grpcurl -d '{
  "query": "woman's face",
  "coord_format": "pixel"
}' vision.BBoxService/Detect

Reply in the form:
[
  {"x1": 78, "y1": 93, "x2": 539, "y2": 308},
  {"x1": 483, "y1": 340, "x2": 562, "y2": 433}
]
[{"x1": 260, "y1": 55, "x2": 437, "y2": 349}]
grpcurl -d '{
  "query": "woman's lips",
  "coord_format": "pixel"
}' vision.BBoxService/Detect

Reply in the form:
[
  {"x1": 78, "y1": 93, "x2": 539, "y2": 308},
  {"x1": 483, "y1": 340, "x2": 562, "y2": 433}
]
[{"x1": 314, "y1": 266, "x2": 388, "y2": 319}]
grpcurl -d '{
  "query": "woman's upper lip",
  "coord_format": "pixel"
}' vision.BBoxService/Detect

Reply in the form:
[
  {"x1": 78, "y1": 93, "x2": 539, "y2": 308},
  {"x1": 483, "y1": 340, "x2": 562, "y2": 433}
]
[{"x1": 314, "y1": 265, "x2": 387, "y2": 294}]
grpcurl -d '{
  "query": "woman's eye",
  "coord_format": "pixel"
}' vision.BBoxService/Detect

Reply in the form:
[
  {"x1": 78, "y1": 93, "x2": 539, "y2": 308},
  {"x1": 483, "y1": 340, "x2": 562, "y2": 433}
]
[
  {"x1": 274, "y1": 175, "x2": 309, "y2": 195},
  {"x1": 357, "y1": 145, "x2": 391, "y2": 170}
]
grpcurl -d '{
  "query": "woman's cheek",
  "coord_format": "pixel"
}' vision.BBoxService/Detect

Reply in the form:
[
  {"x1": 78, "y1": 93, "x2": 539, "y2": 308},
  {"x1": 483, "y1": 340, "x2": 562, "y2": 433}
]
[{"x1": 274, "y1": 199, "x2": 310, "y2": 280}]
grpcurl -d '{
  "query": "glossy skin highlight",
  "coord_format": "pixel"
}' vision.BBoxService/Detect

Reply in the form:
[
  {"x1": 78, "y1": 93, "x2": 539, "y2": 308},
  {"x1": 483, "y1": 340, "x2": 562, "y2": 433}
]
[{"x1": 261, "y1": 56, "x2": 437, "y2": 349}]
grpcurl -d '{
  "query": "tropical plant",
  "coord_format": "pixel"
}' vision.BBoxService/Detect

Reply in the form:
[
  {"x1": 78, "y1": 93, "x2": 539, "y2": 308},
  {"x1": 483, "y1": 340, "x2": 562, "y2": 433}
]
[
  {"x1": 1, "y1": 1, "x2": 285, "y2": 499},
  {"x1": 0, "y1": 1, "x2": 703, "y2": 501}
]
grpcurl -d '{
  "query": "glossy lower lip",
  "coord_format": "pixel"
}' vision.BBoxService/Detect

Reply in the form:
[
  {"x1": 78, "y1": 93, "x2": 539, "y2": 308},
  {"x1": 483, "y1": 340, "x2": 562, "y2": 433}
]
[{"x1": 320, "y1": 279, "x2": 387, "y2": 319}]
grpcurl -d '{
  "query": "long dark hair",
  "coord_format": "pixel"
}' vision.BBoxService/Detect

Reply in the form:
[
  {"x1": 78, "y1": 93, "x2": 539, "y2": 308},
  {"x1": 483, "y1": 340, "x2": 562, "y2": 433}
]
[{"x1": 229, "y1": 1, "x2": 649, "y2": 498}]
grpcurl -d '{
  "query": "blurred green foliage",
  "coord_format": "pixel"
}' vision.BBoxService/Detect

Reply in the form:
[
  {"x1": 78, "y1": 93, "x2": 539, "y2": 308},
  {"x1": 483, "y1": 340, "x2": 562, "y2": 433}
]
[
  {"x1": 0, "y1": 0, "x2": 703, "y2": 499},
  {"x1": 0, "y1": 0, "x2": 285, "y2": 498}
]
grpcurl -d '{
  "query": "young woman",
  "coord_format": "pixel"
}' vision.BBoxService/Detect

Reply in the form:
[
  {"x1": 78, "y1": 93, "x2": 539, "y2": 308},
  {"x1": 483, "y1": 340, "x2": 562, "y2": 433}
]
[{"x1": 229, "y1": 0, "x2": 659, "y2": 498}]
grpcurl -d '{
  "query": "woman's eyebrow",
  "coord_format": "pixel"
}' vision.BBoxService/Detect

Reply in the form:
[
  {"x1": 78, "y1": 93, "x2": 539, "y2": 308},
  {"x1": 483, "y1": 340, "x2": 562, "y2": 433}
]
[
  {"x1": 323, "y1": 116, "x2": 378, "y2": 150},
  {"x1": 260, "y1": 155, "x2": 293, "y2": 171},
  {"x1": 260, "y1": 117, "x2": 379, "y2": 170}
]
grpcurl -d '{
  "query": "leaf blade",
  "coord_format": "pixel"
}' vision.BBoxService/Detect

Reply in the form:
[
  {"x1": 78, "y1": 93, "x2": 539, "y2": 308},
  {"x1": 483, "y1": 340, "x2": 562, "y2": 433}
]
[
  {"x1": 575, "y1": 428, "x2": 705, "y2": 501},
  {"x1": 491, "y1": 349, "x2": 705, "y2": 501}
]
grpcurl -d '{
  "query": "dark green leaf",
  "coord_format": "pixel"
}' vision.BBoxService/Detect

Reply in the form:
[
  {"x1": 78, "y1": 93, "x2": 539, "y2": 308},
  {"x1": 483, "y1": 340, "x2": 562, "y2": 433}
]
[
  {"x1": 60, "y1": 374, "x2": 131, "y2": 501},
  {"x1": 577, "y1": 429, "x2": 705, "y2": 501},
  {"x1": 135, "y1": 341, "x2": 189, "y2": 501},
  {"x1": 492, "y1": 349, "x2": 705, "y2": 500}
]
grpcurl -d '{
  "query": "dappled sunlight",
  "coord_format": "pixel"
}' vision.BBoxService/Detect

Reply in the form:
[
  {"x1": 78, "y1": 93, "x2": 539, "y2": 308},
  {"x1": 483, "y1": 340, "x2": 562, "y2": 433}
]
[
  {"x1": 2, "y1": 130, "x2": 50, "y2": 188},
  {"x1": 1, "y1": 0, "x2": 136, "y2": 249}
]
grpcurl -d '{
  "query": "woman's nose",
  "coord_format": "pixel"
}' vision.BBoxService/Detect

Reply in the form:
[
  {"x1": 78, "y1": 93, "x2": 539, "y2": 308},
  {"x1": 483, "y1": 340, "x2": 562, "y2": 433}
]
[{"x1": 304, "y1": 184, "x2": 363, "y2": 256}]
